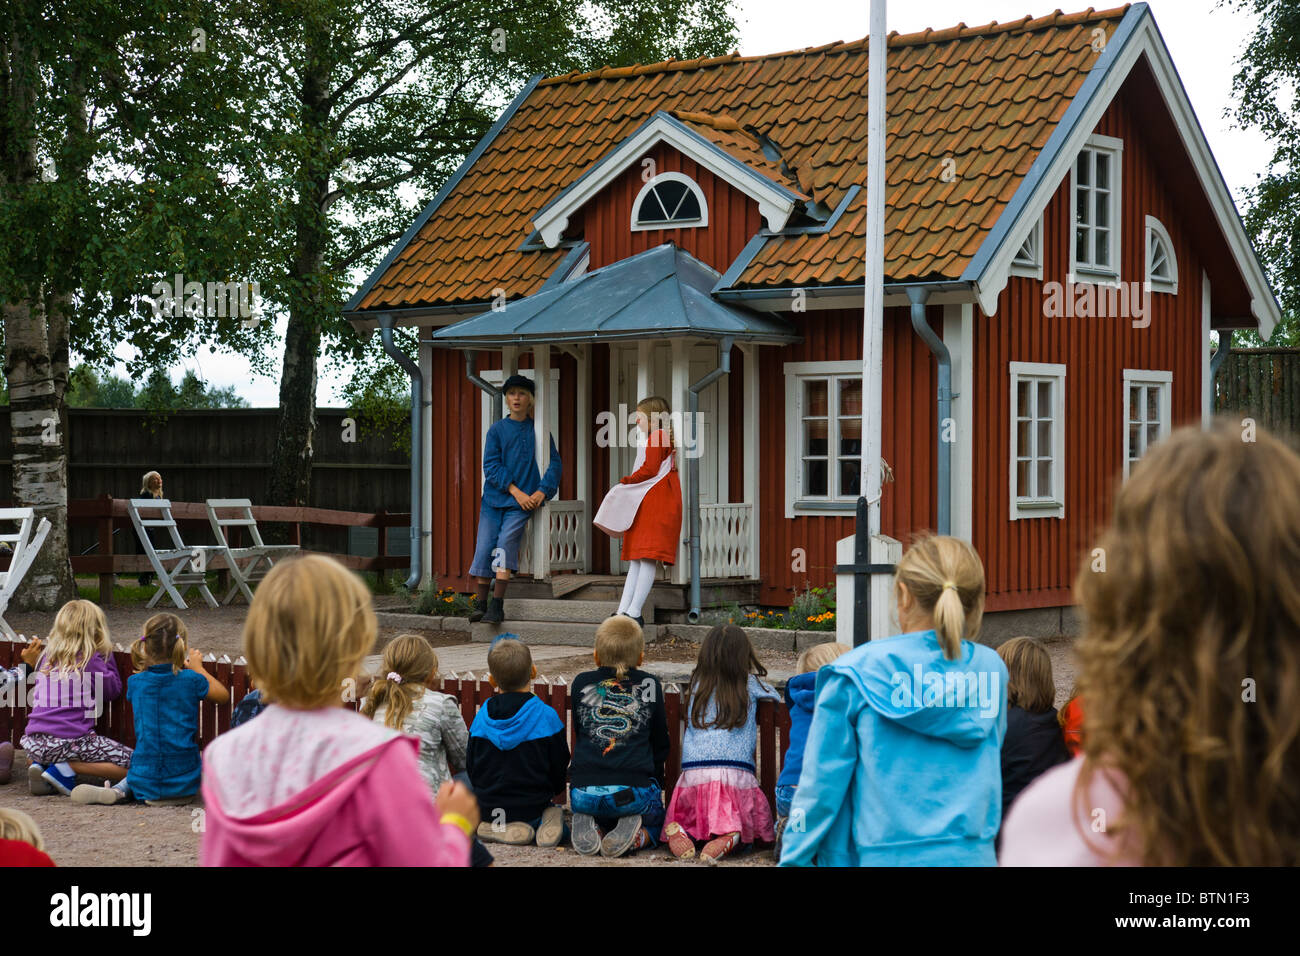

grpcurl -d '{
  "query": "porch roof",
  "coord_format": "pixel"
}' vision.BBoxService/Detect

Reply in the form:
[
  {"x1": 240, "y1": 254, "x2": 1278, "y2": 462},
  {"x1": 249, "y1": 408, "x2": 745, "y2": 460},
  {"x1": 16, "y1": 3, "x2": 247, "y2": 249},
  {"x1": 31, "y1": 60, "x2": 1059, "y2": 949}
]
[{"x1": 423, "y1": 243, "x2": 802, "y2": 348}]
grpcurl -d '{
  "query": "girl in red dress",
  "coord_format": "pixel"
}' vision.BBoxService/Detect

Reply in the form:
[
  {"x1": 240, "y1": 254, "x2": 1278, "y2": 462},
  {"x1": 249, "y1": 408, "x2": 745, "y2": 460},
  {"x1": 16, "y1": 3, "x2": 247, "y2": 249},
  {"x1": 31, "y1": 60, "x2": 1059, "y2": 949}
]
[{"x1": 598, "y1": 397, "x2": 683, "y2": 626}]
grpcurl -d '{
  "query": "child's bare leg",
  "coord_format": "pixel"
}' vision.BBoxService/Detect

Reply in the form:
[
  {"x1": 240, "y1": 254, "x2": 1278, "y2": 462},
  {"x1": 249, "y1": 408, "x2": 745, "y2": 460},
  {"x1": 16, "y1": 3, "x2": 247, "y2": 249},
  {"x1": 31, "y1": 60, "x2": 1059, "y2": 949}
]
[{"x1": 68, "y1": 761, "x2": 127, "y2": 783}]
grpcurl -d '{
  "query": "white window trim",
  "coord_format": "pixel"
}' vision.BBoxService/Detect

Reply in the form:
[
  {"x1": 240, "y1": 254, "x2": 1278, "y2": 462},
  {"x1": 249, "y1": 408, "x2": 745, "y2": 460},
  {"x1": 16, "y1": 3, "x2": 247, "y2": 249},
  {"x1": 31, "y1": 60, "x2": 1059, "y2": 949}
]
[
  {"x1": 1144, "y1": 215, "x2": 1178, "y2": 294},
  {"x1": 630, "y1": 172, "x2": 709, "y2": 232},
  {"x1": 1009, "y1": 361, "x2": 1066, "y2": 521},
  {"x1": 1069, "y1": 133, "x2": 1124, "y2": 285},
  {"x1": 1008, "y1": 214, "x2": 1044, "y2": 281},
  {"x1": 1122, "y1": 369, "x2": 1173, "y2": 478},
  {"x1": 784, "y1": 360, "x2": 862, "y2": 518}
]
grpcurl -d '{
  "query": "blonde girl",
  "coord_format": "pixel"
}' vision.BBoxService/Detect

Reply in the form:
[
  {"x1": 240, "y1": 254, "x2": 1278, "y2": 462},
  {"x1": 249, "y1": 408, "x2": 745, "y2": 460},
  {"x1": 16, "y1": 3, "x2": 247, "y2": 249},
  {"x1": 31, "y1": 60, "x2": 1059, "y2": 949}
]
[
  {"x1": 780, "y1": 536, "x2": 1007, "y2": 866},
  {"x1": 0, "y1": 808, "x2": 55, "y2": 866},
  {"x1": 22, "y1": 600, "x2": 132, "y2": 796},
  {"x1": 1001, "y1": 422, "x2": 1300, "y2": 866},
  {"x1": 200, "y1": 554, "x2": 478, "y2": 867},
  {"x1": 73, "y1": 612, "x2": 229, "y2": 806},
  {"x1": 595, "y1": 396, "x2": 683, "y2": 626},
  {"x1": 362, "y1": 634, "x2": 469, "y2": 793}
]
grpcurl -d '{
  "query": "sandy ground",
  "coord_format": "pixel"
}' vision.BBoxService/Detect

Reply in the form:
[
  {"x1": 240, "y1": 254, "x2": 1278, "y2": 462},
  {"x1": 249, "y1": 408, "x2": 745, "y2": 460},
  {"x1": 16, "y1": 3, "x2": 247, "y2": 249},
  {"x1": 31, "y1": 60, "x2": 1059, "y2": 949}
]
[{"x1": 2, "y1": 599, "x2": 1078, "y2": 867}]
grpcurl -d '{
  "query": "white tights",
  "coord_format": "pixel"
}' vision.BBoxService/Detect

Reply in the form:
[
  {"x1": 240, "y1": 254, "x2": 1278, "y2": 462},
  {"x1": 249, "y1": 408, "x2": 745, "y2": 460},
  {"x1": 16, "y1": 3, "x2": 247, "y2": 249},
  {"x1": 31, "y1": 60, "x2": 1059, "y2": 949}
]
[{"x1": 618, "y1": 559, "x2": 657, "y2": 618}]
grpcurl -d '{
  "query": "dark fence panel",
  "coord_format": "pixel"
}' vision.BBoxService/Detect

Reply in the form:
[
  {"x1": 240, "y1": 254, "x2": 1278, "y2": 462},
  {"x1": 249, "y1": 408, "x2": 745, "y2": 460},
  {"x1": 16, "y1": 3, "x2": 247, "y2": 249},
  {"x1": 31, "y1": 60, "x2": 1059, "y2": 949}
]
[{"x1": 1214, "y1": 348, "x2": 1300, "y2": 438}]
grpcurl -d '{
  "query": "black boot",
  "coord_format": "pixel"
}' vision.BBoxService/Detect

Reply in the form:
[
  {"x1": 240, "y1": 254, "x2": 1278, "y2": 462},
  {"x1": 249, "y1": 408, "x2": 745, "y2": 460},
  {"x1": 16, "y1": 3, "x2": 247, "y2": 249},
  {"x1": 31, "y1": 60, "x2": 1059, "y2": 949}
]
[
  {"x1": 481, "y1": 596, "x2": 506, "y2": 625},
  {"x1": 468, "y1": 581, "x2": 490, "y2": 623}
]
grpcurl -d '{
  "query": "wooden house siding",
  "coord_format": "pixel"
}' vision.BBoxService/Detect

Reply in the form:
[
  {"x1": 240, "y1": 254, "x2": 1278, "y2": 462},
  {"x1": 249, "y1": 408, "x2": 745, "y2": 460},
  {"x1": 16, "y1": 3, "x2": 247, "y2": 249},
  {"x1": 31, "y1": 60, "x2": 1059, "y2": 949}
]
[{"x1": 972, "y1": 89, "x2": 1206, "y2": 612}]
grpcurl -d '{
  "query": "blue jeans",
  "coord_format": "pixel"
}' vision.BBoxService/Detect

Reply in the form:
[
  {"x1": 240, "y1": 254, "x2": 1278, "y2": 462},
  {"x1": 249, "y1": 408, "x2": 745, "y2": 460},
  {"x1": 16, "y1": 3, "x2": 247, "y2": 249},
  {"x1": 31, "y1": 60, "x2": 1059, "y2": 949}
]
[
  {"x1": 469, "y1": 505, "x2": 533, "y2": 578},
  {"x1": 571, "y1": 784, "x2": 666, "y2": 843},
  {"x1": 775, "y1": 784, "x2": 797, "y2": 819}
]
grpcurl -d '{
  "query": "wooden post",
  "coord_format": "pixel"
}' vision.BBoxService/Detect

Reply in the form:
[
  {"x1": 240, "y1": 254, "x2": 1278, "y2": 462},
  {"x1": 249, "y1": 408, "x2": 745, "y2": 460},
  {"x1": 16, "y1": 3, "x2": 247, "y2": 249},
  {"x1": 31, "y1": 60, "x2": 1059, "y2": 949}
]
[
  {"x1": 576, "y1": 344, "x2": 591, "y2": 572},
  {"x1": 742, "y1": 344, "x2": 761, "y2": 579},
  {"x1": 98, "y1": 493, "x2": 114, "y2": 605},
  {"x1": 670, "y1": 338, "x2": 690, "y2": 585},
  {"x1": 531, "y1": 344, "x2": 552, "y2": 581},
  {"x1": 376, "y1": 509, "x2": 389, "y2": 589}
]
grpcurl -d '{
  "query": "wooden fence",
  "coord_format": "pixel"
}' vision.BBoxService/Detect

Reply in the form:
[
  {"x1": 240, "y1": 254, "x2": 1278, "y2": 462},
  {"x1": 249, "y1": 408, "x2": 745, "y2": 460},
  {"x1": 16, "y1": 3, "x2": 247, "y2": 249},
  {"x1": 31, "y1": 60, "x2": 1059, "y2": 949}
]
[
  {"x1": 1215, "y1": 347, "x2": 1300, "y2": 437},
  {"x1": 0, "y1": 638, "x2": 793, "y2": 806}
]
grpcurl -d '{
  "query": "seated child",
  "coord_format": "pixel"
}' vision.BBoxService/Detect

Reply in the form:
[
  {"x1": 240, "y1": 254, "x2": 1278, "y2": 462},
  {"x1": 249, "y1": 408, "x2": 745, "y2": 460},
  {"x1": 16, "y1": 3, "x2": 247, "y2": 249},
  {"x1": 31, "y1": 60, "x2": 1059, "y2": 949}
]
[
  {"x1": 1001, "y1": 422, "x2": 1300, "y2": 866},
  {"x1": 780, "y1": 535, "x2": 1007, "y2": 867},
  {"x1": 466, "y1": 637, "x2": 570, "y2": 846},
  {"x1": 662, "y1": 624, "x2": 781, "y2": 864},
  {"x1": 996, "y1": 637, "x2": 1070, "y2": 824},
  {"x1": 200, "y1": 554, "x2": 477, "y2": 866},
  {"x1": 774, "y1": 641, "x2": 848, "y2": 856},
  {"x1": 1058, "y1": 683, "x2": 1083, "y2": 756},
  {"x1": 0, "y1": 638, "x2": 43, "y2": 784},
  {"x1": 230, "y1": 686, "x2": 267, "y2": 728},
  {"x1": 568, "y1": 616, "x2": 670, "y2": 858},
  {"x1": 72, "y1": 613, "x2": 230, "y2": 806},
  {"x1": 22, "y1": 601, "x2": 132, "y2": 796},
  {"x1": 0, "y1": 808, "x2": 55, "y2": 867}
]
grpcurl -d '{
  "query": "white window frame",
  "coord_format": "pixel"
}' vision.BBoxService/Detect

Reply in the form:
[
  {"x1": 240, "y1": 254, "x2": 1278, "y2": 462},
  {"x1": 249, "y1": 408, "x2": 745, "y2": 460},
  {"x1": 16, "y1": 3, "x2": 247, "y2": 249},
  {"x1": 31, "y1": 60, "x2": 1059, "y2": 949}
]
[
  {"x1": 1144, "y1": 215, "x2": 1178, "y2": 294},
  {"x1": 1009, "y1": 361, "x2": 1066, "y2": 520},
  {"x1": 630, "y1": 172, "x2": 708, "y2": 232},
  {"x1": 784, "y1": 360, "x2": 863, "y2": 517},
  {"x1": 1008, "y1": 214, "x2": 1044, "y2": 281},
  {"x1": 1122, "y1": 369, "x2": 1172, "y2": 478},
  {"x1": 1069, "y1": 134, "x2": 1123, "y2": 284}
]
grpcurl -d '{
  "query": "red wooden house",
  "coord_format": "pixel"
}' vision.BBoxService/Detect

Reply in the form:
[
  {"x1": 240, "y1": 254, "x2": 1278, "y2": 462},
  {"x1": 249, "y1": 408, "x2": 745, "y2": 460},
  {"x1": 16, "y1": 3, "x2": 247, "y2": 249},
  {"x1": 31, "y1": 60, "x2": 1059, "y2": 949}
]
[{"x1": 345, "y1": 3, "x2": 1278, "y2": 634}]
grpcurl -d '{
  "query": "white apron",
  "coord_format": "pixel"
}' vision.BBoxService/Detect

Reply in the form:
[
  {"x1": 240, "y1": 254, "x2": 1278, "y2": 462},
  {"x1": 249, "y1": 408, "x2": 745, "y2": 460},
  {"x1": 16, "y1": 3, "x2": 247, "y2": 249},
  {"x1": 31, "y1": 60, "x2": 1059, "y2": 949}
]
[{"x1": 594, "y1": 432, "x2": 674, "y2": 538}]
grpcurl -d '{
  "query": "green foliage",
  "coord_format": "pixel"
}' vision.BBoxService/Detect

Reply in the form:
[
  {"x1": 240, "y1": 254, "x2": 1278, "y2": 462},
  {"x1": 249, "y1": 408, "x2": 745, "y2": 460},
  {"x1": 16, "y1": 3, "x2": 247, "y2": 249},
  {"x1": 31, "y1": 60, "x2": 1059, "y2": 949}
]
[
  {"x1": 63, "y1": 362, "x2": 249, "y2": 409},
  {"x1": 414, "y1": 578, "x2": 476, "y2": 617},
  {"x1": 1228, "y1": 0, "x2": 1300, "y2": 346},
  {"x1": 337, "y1": 331, "x2": 416, "y2": 454}
]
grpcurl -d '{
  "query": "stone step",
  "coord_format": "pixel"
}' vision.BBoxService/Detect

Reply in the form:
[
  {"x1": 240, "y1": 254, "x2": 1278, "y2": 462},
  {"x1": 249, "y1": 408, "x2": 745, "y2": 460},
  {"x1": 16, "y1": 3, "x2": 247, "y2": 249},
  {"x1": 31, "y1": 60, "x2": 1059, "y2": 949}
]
[
  {"x1": 470, "y1": 619, "x2": 657, "y2": 646},
  {"x1": 500, "y1": 598, "x2": 654, "y2": 624}
]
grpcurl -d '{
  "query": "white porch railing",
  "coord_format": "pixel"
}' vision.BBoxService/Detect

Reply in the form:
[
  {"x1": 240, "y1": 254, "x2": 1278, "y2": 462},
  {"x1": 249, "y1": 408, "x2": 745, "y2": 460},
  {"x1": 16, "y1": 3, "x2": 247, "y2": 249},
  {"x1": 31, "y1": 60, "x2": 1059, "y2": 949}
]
[
  {"x1": 699, "y1": 502, "x2": 754, "y2": 579},
  {"x1": 518, "y1": 500, "x2": 586, "y2": 574}
]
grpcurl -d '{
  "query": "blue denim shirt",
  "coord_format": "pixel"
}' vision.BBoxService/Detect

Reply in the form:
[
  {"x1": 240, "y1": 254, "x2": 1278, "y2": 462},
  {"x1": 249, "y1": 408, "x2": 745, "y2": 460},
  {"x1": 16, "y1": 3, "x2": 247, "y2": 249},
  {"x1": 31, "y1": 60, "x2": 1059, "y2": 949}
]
[{"x1": 125, "y1": 664, "x2": 209, "y2": 800}]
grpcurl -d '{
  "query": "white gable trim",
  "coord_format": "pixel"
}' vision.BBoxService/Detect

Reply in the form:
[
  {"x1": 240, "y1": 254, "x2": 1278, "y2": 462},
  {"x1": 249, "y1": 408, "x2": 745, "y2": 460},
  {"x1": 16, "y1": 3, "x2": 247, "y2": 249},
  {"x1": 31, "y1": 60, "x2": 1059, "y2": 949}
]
[
  {"x1": 531, "y1": 111, "x2": 801, "y2": 248},
  {"x1": 969, "y1": 7, "x2": 1280, "y2": 338}
]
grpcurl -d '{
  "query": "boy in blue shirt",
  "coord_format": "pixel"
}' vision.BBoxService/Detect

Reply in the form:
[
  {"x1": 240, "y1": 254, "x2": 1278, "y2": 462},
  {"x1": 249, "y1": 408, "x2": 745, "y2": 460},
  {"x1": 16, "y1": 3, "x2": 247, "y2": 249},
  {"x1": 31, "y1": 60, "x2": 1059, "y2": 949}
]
[{"x1": 468, "y1": 374, "x2": 561, "y2": 624}]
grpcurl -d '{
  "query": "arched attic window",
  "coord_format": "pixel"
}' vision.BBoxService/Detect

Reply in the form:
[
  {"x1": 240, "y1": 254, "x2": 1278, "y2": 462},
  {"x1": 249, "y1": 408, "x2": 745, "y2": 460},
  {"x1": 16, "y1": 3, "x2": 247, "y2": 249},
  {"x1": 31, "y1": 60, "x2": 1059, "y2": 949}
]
[
  {"x1": 1145, "y1": 215, "x2": 1178, "y2": 294},
  {"x1": 631, "y1": 172, "x2": 708, "y2": 231}
]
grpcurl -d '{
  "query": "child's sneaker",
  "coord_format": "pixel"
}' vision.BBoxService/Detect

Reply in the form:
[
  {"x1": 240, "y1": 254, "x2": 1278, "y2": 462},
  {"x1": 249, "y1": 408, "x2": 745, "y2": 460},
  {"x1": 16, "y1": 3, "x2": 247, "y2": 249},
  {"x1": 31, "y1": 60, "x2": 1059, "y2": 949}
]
[
  {"x1": 700, "y1": 831, "x2": 741, "y2": 865},
  {"x1": 0, "y1": 741, "x2": 13, "y2": 784},
  {"x1": 535, "y1": 806, "x2": 565, "y2": 848},
  {"x1": 476, "y1": 820, "x2": 535, "y2": 845},
  {"x1": 570, "y1": 813, "x2": 601, "y2": 855},
  {"x1": 28, "y1": 763, "x2": 54, "y2": 796},
  {"x1": 663, "y1": 821, "x2": 696, "y2": 860},
  {"x1": 41, "y1": 762, "x2": 78, "y2": 796},
  {"x1": 72, "y1": 782, "x2": 127, "y2": 805},
  {"x1": 600, "y1": 814, "x2": 644, "y2": 858}
]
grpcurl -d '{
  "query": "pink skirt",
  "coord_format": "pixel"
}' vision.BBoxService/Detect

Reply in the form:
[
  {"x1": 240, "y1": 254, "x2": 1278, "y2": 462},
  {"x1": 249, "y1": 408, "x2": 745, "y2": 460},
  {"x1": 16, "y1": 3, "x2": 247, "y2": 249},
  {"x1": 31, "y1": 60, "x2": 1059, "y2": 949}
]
[{"x1": 662, "y1": 767, "x2": 774, "y2": 843}]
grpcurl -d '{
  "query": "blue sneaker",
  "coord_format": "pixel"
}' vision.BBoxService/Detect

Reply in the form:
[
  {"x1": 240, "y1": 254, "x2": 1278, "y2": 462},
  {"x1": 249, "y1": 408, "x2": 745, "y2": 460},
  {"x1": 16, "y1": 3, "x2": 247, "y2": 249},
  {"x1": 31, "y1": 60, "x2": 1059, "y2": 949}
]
[{"x1": 41, "y1": 762, "x2": 78, "y2": 796}]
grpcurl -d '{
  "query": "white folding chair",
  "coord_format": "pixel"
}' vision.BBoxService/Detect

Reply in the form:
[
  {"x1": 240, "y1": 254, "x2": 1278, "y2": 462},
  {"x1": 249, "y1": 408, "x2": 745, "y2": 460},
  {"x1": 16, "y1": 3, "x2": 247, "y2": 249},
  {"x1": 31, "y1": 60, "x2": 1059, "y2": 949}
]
[
  {"x1": 205, "y1": 499, "x2": 299, "y2": 605},
  {"x1": 0, "y1": 507, "x2": 52, "y2": 638},
  {"x1": 127, "y1": 499, "x2": 221, "y2": 610}
]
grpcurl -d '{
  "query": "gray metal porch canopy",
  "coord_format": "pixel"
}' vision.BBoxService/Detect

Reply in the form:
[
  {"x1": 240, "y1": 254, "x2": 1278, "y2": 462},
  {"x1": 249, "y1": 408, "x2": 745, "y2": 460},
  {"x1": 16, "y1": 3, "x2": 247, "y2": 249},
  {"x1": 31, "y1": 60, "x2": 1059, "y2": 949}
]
[{"x1": 424, "y1": 243, "x2": 801, "y2": 347}]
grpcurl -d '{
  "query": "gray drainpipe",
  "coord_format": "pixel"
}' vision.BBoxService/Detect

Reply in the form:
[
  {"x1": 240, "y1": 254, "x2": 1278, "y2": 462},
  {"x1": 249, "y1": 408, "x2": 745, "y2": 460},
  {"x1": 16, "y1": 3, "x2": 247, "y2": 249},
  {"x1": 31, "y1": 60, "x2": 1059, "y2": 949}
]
[
  {"x1": 688, "y1": 337, "x2": 734, "y2": 623},
  {"x1": 464, "y1": 349, "x2": 503, "y2": 420},
  {"x1": 378, "y1": 314, "x2": 424, "y2": 591},
  {"x1": 906, "y1": 288, "x2": 952, "y2": 535}
]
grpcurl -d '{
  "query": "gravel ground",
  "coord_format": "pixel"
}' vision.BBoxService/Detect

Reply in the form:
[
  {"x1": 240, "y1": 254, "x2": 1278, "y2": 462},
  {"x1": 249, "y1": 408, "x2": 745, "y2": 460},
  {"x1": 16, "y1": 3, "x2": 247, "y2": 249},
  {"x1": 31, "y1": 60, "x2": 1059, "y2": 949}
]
[{"x1": 2, "y1": 597, "x2": 1077, "y2": 867}]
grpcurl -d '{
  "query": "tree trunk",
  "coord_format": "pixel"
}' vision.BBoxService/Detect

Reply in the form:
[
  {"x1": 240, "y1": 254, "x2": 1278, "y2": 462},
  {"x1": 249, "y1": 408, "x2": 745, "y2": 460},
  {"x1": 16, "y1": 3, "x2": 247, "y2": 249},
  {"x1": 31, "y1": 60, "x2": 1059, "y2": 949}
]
[{"x1": 266, "y1": 32, "x2": 331, "y2": 514}]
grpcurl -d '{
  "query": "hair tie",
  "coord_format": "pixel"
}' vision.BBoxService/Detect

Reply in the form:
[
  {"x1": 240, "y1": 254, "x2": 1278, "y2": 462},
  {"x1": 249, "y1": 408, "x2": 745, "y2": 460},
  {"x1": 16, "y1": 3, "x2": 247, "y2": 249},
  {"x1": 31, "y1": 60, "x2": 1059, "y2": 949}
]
[
  {"x1": 387, "y1": 671, "x2": 403, "y2": 684},
  {"x1": 942, "y1": 581, "x2": 958, "y2": 592}
]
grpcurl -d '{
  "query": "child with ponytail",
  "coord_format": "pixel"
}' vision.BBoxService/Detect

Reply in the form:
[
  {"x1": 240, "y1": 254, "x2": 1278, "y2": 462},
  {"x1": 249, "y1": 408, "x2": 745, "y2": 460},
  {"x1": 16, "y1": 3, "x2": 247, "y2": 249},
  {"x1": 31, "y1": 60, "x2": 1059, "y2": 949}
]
[
  {"x1": 73, "y1": 613, "x2": 229, "y2": 806},
  {"x1": 779, "y1": 535, "x2": 1007, "y2": 866}
]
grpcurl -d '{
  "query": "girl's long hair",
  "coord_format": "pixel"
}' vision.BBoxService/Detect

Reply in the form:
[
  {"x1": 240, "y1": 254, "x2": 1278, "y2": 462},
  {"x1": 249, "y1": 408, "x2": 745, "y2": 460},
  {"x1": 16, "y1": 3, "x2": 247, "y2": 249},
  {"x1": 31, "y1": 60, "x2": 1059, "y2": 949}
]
[
  {"x1": 1072, "y1": 420, "x2": 1300, "y2": 865},
  {"x1": 131, "y1": 613, "x2": 188, "y2": 674},
  {"x1": 686, "y1": 624, "x2": 766, "y2": 731},
  {"x1": 361, "y1": 634, "x2": 438, "y2": 730},
  {"x1": 637, "y1": 396, "x2": 675, "y2": 453},
  {"x1": 43, "y1": 600, "x2": 113, "y2": 673},
  {"x1": 894, "y1": 535, "x2": 985, "y2": 660}
]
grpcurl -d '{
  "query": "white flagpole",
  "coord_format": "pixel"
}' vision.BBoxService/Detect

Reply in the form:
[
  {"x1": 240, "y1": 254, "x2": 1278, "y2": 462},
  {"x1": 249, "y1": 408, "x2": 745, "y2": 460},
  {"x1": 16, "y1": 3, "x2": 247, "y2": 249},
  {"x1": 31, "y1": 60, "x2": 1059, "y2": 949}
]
[{"x1": 854, "y1": 0, "x2": 887, "y2": 644}]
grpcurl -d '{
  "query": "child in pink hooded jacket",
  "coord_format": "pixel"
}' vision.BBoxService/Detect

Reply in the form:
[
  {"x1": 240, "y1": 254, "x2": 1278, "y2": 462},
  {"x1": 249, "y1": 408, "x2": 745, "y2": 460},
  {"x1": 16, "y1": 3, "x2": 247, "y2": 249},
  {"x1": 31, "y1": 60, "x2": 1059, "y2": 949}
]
[{"x1": 200, "y1": 555, "x2": 478, "y2": 867}]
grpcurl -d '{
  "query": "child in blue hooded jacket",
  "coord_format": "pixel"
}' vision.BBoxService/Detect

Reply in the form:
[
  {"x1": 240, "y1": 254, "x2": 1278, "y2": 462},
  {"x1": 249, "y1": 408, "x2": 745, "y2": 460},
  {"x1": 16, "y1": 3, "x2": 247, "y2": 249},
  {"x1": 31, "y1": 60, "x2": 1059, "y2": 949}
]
[{"x1": 780, "y1": 535, "x2": 1007, "y2": 867}]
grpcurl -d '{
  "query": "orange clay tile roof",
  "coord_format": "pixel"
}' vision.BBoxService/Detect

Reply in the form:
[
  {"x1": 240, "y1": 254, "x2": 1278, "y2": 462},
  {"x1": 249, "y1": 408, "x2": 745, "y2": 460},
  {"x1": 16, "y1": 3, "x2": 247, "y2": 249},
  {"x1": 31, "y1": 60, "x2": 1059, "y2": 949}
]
[
  {"x1": 354, "y1": 5, "x2": 1130, "y2": 312},
  {"x1": 670, "y1": 111, "x2": 812, "y2": 200}
]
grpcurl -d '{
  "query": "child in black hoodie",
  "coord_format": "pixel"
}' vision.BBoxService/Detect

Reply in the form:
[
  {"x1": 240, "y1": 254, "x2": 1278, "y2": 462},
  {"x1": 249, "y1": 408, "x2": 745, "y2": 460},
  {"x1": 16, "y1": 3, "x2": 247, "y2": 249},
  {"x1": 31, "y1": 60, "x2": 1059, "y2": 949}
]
[
  {"x1": 467, "y1": 637, "x2": 570, "y2": 847},
  {"x1": 997, "y1": 637, "x2": 1071, "y2": 826},
  {"x1": 568, "y1": 616, "x2": 670, "y2": 858}
]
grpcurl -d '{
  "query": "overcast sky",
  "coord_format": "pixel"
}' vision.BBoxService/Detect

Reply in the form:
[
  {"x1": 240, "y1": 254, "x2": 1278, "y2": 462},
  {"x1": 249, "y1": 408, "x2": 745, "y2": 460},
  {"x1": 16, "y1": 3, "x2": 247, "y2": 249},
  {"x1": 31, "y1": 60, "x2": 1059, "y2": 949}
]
[{"x1": 131, "y1": 0, "x2": 1270, "y2": 407}]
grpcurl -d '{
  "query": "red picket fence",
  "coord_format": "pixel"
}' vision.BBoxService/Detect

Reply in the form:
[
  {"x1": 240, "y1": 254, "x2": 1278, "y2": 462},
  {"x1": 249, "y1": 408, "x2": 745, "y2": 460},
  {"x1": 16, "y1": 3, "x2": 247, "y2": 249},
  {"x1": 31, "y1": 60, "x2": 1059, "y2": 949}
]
[{"x1": 0, "y1": 639, "x2": 794, "y2": 805}]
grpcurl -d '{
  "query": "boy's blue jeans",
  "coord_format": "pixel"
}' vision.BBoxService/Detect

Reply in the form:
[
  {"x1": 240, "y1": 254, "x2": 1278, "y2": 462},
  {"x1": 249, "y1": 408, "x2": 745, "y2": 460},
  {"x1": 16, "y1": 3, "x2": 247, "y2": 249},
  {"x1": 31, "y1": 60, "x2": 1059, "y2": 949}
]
[
  {"x1": 469, "y1": 505, "x2": 533, "y2": 578},
  {"x1": 774, "y1": 784, "x2": 797, "y2": 819},
  {"x1": 571, "y1": 784, "x2": 666, "y2": 845}
]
